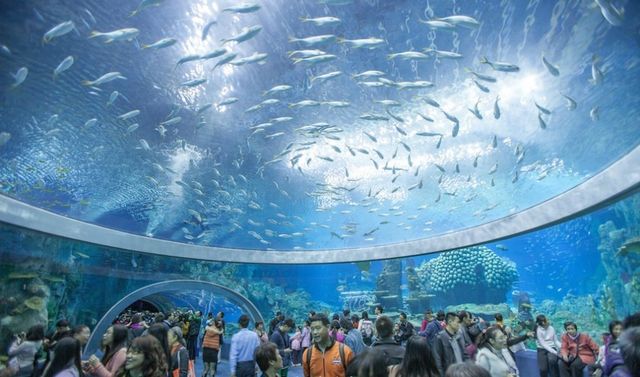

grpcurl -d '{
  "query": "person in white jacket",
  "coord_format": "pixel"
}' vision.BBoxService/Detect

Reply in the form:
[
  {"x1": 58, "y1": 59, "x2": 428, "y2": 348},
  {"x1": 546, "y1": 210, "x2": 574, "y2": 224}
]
[
  {"x1": 476, "y1": 326, "x2": 519, "y2": 377},
  {"x1": 8, "y1": 325, "x2": 45, "y2": 377},
  {"x1": 535, "y1": 315, "x2": 561, "y2": 377}
]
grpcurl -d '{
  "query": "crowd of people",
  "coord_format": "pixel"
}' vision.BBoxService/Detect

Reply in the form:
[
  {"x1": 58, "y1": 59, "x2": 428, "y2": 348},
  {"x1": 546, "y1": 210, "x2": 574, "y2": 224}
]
[{"x1": 2, "y1": 306, "x2": 639, "y2": 377}]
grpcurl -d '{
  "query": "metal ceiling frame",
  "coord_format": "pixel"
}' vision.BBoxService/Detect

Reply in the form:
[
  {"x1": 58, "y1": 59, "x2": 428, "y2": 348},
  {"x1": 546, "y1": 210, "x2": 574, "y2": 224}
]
[{"x1": 1, "y1": 145, "x2": 639, "y2": 264}]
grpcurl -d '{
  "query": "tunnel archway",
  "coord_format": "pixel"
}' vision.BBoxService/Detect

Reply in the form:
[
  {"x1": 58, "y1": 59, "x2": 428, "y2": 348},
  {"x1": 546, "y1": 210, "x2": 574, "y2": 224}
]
[{"x1": 84, "y1": 280, "x2": 263, "y2": 357}]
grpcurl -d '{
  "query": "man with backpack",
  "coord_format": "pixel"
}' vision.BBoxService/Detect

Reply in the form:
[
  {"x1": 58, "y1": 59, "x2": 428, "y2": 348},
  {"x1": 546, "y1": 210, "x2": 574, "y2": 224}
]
[{"x1": 302, "y1": 314, "x2": 354, "y2": 377}]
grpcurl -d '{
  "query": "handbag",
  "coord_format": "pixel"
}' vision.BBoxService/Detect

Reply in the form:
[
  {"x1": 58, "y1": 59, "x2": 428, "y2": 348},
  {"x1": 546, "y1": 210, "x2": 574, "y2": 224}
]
[{"x1": 173, "y1": 347, "x2": 195, "y2": 377}]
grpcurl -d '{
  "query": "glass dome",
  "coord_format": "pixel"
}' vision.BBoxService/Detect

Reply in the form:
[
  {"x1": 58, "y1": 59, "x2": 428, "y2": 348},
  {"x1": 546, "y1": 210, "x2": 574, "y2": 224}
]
[{"x1": 1, "y1": 0, "x2": 639, "y2": 255}]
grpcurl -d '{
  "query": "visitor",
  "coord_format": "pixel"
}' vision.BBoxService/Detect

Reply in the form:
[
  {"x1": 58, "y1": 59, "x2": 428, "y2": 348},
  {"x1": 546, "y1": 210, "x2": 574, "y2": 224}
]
[
  {"x1": 115, "y1": 335, "x2": 167, "y2": 377},
  {"x1": 8, "y1": 324, "x2": 45, "y2": 377},
  {"x1": 229, "y1": 314, "x2": 260, "y2": 377},
  {"x1": 445, "y1": 362, "x2": 491, "y2": 377},
  {"x1": 42, "y1": 338, "x2": 82, "y2": 377},
  {"x1": 602, "y1": 312, "x2": 640, "y2": 377},
  {"x1": 394, "y1": 312, "x2": 415, "y2": 346},
  {"x1": 475, "y1": 326, "x2": 519, "y2": 377},
  {"x1": 433, "y1": 312, "x2": 468, "y2": 377},
  {"x1": 354, "y1": 348, "x2": 388, "y2": 377},
  {"x1": 290, "y1": 326, "x2": 302, "y2": 367},
  {"x1": 458, "y1": 311, "x2": 481, "y2": 360},
  {"x1": 268, "y1": 313, "x2": 284, "y2": 338},
  {"x1": 300, "y1": 321, "x2": 311, "y2": 357},
  {"x1": 388, "y1": 336, "x2": 438, "y2": 377},
  {"x1": 302, "y1": 313, "x2": 354, "y2": 377},
  {"x1": 557, "y1": 321, "x2": 598, "y2": 377},
  {"x1": 254, "y1": 322, "x2": 269, "y2": 344},
  {"x1": 494, "y1": 313, "x2": 534, "y2": 355},
  {"x1": 129, "y1": 314, "x2": 147, "y2": 340},
  {"x1": 616, "y1": 326, "x2": 640, "y2": 377},
  {"x1": 374, "y1": 306, "x2": 384, "y2": 318},
  {"x1": 368, "y1": 315, "x2": 404, "y2": 367},
  {"x1": 340, "y1": 318, "x2": 366, "y2": 356},
  {"x1": 269, "y1": 319, "x2": 293, "y2": 376},
  {"x1": 147, "y1": 324, "x2": 172, "y2": 375},
  {"x1": 186, "y1": 312, "x2": 202, "y2": 362},
  {"x1": 425, "y1": 311, "x2": 444, "y2": 347},
  {"x1": 535, "y1": 315, "x2": 560, "y2": 377},
  {"x1": 201, "y1": 320, "x2": 222, "y2": 377},
  {"x1": 358, "y1": 312, "x2": 374, "y2": 346},
  {"x1": 85, "y1": 325, "x2": 128, "y2": 377},
  {"x1": 167, "y1": 327, "x2": 188, "y2": 377},
  {"x1": 254, "y1": 342, "x2": 282, "y2": 377},
  {"x1": 215, "y1": 312, "x2": 225, "y2": 346},
  {"x1": 351, "y1": 315, "x2": 360, "y2": 331},
  {"x1": 72, "y1": 325, "x2": 91, "y2": 355},
  {"x1": 593, "y1": 320, "x2": 622, "y2": 374},
  {"x1": 330, "y1": 321, "x2": 345, "y2": 343},
  {"x1": 420, "y1": 310, "x2": 434, "y2": 335}
]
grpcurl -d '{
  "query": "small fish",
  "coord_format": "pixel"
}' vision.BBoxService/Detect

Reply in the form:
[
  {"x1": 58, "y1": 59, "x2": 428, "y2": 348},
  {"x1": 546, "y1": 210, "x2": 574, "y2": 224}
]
[
  {"x1": 287, "y1": 49, "x2": 326, "y2": 58},
  {"x1": 538, "y1": 113, "x2": 547, "y2": 129},
  {"x1": 160, "y1": 116, "x2": 181, "y2": 126},
  {"x1": 222, "y1": 3, "x2": 261, "y2": 13},
  {"x1": 201, "y1": 20, "x2": 217, "y2": 40},
  {"x1": 311, "y1": 71, "x2": 342, "y2": 85},
  {"x1": 53, "y1": 56, "x2": 74, "y2": 80},
  {"x1": 590, "y1": 106, "x2": 600, "y2": 122},
  {"x1": 418, "y1": 19, "x2": 455, "y2": 30},
  {"x1": 107, "y1": 91, "x2": 120, "y2": 106},
  {"x1": 139, "y1": 138, "x2": 151, "y2": 151},
  {"x1": 288, "y1": 34, "x2": 336, "y2": 47},
  {"x1": 82, "y1": 71, "x2": 126, "y2": 86},
  {"x1": 590, "y1": 55, "x2": 604, "y2": 85},
  {"x1": 423, "y1": 48, "x2": 463, "y2": 59},
  {"x1": 10, "y1": 67, "x2": 28, "y2": 89},
  {"x1": 488, "y1": 164, "x2": 498, "y2": 174},
  {"x1": 89, "y1": 28, "x2": 140, "y2": 43},
  {"x1": 352, "y1": 70, "x2": 385, "y2": 79},
  {"x1": 218, "y1": 97, "x2": 239, "y2": 107},
  {"x1": 416, "y1": 132, "x2": 441, "y2": 137},
  {"x1": 300, "y1": 16, "x2": 342, "y2": 27},
  {"x1": 435, "y1": 15, "x2": 480, "y2": 29},
  {"x1": 562, "y1": 94, "x2": 577, "y2": 110},
  {"x1": 292, "y1": 54, "x2": 337, "y2": 65},
  {"x1": 535, "y1": 101, "x2": 551, "y2": 115},
  {"x1": 221, "y1": 25, "x2": 262, "y2": 44},
  {"x1": 43, "y1": 21, "x2": 75, "y2": 44},
  {"x1": 0, "y1": 44, "x2": 11, "y2": 56},
  {"x1": 117, "y1": 109, "x2": 140, "y2": 120},
  {"x1": 542, "y1": 56, "x2": 560, "y2": 76},
  {"x1": 472, "y1": 79, "x2": 490, "y2": 93},
  {"x1": 468, "y1": 99, "x2": 483, "y2": 120},
  {"x1": 126, "y1": 123, "x2": 139, "y2": 133},
  {"x1": 129, "y1": 0, "x2": 164, "y2": 17},
  {"x1": 452, "y1": 122, "x2": 460, "y2": 137},
  {"x1": 465, "y1": 68, "x2": 497, "y2": 82},
  {"x1": 493, "y1": 96, "x2": 501, "y2": 119},
  {"x1": 264, "y1": 85, "x2": 293, "y2": 96},
  {"x1": 230, "y1": 52, "x2": 268, "y2": 66},
  {"x1": 84, "y1": 118, "x2": 97, "y2": 128},
  {"x1": 387, "y1": 51, "x2": 430, "y2": 60},
  {"x1": 142, "y1": 37, "x2": 176, "y2": 49},
  {"x1": 400, "y1": 141, "x2": 411, "y2": 152},
  {"x1": 364, "y1": 132, "x2": 377, "y2": 142},
  {"x1": 395, "y1": 81, "x2": 434, "y2": 90},
  {"x1": 176, "y1": 54, "x2": 202, "y2": 67},
  {"x1": 370, "y1": 158, "x2": 379, "y2": 169},
  {"x1": 180, "y1": 78, "x2": 207, "y2": 87},
  {"x1": 338, "y1": 37, "x2": 385, "y2": 49},
  {"x1": 480, "y1": 56, "x2": 520, "y2": 72},
  {"x1": 212, "y1": 53, "x2": 238, "y2": 70},
  {"x1": 0, "y1": 132, "x2": 11, "y2": 147},
  {"x1": 373, "y1": 149, "x2": 384, "y2": 159},
  {"x1": 492, "y1": 135, "x2": 498, "y2": 148},
  {"x1": 595, "y1": 0, "x2": 624, "y2": 26}
]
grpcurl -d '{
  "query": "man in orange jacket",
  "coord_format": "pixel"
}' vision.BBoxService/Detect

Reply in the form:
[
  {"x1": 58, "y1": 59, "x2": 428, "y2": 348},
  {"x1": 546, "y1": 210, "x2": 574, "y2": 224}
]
[{"x1": 302, "y1": 314, "x2": 354, "y2": 377}]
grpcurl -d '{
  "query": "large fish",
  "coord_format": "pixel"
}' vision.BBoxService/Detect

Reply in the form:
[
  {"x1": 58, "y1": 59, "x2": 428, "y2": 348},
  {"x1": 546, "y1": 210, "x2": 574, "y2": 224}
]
[
  {"x1": 89, "y1": 28, "x2": 140, "y2": 43},
  {"x1": 221, "y1": 25, "x2": 262, "y2": 44},
  {"x1": 43, "y1": 21, "x2": 75, "y2": 44}
]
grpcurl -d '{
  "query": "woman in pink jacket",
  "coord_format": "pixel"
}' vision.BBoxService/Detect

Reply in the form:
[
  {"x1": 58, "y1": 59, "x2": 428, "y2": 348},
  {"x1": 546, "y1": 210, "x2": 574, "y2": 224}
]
[
  {"x1": 558, "y1": 321, "x2": 599, "y2": 377},
  {"x1": 85, "y1": 325, "x2": 129, "y2": 377}
]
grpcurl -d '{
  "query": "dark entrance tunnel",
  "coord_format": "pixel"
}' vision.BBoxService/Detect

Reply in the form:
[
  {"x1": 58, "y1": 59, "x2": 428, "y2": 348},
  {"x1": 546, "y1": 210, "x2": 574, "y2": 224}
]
[{"x1": 84, "y1": 280, "x2": 264, "y2": 358}]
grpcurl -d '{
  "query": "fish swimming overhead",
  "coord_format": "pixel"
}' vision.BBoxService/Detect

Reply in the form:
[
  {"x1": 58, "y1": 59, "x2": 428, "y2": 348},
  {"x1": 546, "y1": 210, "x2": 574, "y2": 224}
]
[
  {"x1": 142, "y1": 37, "x2": 177, "y2": 49},
  {"x1": 493, "y1": 96, "x2": 501, "y2": 119},
  {"x1": 387, "y1": 51, "x2": 429, "y2": 60},
  {"x1": 435, "y1": 15, "x2": 480, "y2": 29},
  {"x1": 129, "y1": 0, "x2": 164, "y2": 17},
  {"x1": 288, "y1": 34, "x2": 337, "y2": 47},
  {"x1": 230, "y1": 52, "x2": 268, "y2": 65},
  {"x1": 81, "y1": 71, "x2": 126, "y2": 86},
  {"x1": 300, "y1": 16, "x2": 342, "y2": 26},
  {"x1": 562, "y1": 94, "x2": 577, "y2": 110},
  {"x1": 418, "y1": 19, "x2": 455, "y2": 30},
  {"x1": 292, "y1": 54, "x2": 337, "y2": 65},
  {"x1": 212, "y1": 53, "x2": 238, "y2": 70},
  {"x1": 53, "y1": 56, "x2": 74, "y2": 80},
  {"x1": 89, "y1": 28, "x2": 140, "y2": 43},
  {"x1": 180, "y1": 78, "x2": 207, "y2": 87},
  {"x1": 43, "y1": 21, "x2": 75, "y2": 44},
  {"x1": 221, "y1": 25, "x2": 262, "y2": 44},
  {"x1": 595, "y1": 0, "x2": 624, "y2": 26},
  {"x1": 338, "y1": 37, "x2": 385, "y2": 49},
  {"x1": 10, "y1": 67, "x2": 28, "y2": 89},
  {"x1": 223, "y1": 3, "x2": 261, "y2": 13},
  {"x1": 423, "y1": 48, "x2": 463, "y2": 59},
  {"x1": 542, "y1": 56, "x2": 560, "y2": 76},
  {"x1": 590, "y1": 55, "x2": 604, "y2": 85},
  {"x1": 480, "y1": 56, "x2": 520, "y2": 72},
  {"x1": 264, "y1": 85, "x2": 293, "y2": 96}
]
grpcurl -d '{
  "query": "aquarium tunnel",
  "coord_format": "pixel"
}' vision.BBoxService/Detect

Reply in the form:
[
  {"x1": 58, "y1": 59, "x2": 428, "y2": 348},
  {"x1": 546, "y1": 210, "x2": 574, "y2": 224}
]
[{"x1": 1, "y1": 0, "x2": 640, "y2": 376}]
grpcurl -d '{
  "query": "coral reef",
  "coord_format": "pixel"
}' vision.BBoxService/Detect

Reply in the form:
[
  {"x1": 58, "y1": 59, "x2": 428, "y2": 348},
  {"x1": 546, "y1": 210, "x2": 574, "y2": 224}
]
[
  {"x1": 340, "y1": 291, "x2": 377, "y2": 313},
  {"x1": 405, "y1": 260, "x2": 433, "y2": 313},
  {"x1": 415, "y1": 246, "x2": 519, "y2": 306},
  {"x1": 374, "y1": 260, "x2": 403, "y2": 312},
  {"x1": 445, "y1": 303, "x2": 512, "y2": 321}
]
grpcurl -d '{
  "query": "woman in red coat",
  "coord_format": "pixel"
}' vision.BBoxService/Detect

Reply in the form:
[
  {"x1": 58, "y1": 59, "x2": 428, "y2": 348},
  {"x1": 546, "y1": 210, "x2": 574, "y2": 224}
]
[{"x1": 558, "y1": 321, "x2": 599, "y2": 377}]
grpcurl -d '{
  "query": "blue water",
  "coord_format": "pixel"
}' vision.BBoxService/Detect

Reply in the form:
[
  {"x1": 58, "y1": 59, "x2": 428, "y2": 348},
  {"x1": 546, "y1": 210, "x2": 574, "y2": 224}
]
[{"x1": 1, "y1": 0, "x2": 639, "y2": 251}]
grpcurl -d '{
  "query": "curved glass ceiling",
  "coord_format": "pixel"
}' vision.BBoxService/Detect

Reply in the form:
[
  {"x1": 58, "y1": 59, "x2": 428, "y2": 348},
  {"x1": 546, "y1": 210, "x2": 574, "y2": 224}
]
[{"x1": 0, "y1": 0, "x2": 639, "y2": 252}]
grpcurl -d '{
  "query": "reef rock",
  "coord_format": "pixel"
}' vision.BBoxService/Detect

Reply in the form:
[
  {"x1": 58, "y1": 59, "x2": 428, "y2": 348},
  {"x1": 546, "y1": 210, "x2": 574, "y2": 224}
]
[
  {"x1": 375, "y1": 260, "x2": 402, "y2": 311},
  {"x1": 415, "y1": 246, "x2": 518, "y2": 306}
]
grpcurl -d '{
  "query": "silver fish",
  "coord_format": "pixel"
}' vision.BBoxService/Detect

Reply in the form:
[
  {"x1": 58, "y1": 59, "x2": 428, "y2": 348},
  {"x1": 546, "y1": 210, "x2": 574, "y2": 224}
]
[
  {"x1": 288, "y1": 34, "x2": 336, "y2": 47},
  {"x1": 89, "y1": 28, "x2": 139, "y2": 43},
  {"x1": 595, "y1": 0, "x2": 624, "y2": 26},
  {"x1": 480, "y1": 56, "x2": 520, "y2": 72},
  {"x1": 53, "y1": 56, "x2": 74, "y2": 80},
  {"x1": 43, "y1": 21, "x2": 75, "y2": 43},
  {"x1": 201, "y1": 20, "x2": 217, "y2": 40},
  {"x1": 264, "y1": 85, "x2": 293, "y2": 96},
  {"x1": 472, "y1": 79, "x2": 490, "y2": 93},
  {"x1": 212, "y1": 53, "x2": 237, "y2": 70},
  {"x1": 590, "y1": 55, "x2": 604, "y2": 85},
  {"x1": 10, "y1": 67, "x2": 28, "y2": 88},
  {"x1": 180, "y1": 78, "x2": 207, "y2": 87},
  {"x1": 221, "y1": 25, "x2": 262, "y2": 44},
  {"x1": 562, "y1": 94, "x2": 577, "y2": 110},
  {"x1": 465, "y1": 68, "x2": 497, "y2": 82},
  {"x1": 542, "y1": 56, "x2": 560, "y2": 76},
  {"x1": 493, "y1": 96, "x2": 501, "y2": 119},
  {"x1": 142, "y1": 37, "x2": 176, "y2": 49},
  {"x1": 223, "y1": 3, "x2": 261, "y2": 13},
  {"x1": 311, "y1": 71, "x2": 342, "y2": 85},
  {"x1": 118, "y1": 110, "x2": 140, "y2": 120},
  {"x1": 535, "y1": 101, "x2": 551, "y2": 115},
  {"x1": 300, "y1": 16, "x2": 341, "y2": 26},
  {"x1": 338, "y1": 37, "x2": 385, "y2": 49},
  {"x1": 129, "y1": 0, "x2": 164, "y2": 17},
  {"x1": 435, "y1": 15, "x2": 480, "y2": 29},
  {"x1": 538, "y1": 113, "x2": 547, "y2": 129}
]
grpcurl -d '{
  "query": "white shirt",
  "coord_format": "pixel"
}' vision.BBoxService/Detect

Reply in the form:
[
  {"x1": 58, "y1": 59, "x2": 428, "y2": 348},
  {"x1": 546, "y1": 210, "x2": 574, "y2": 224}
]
[{"x1": 536, "y1": 326, "x2": 561, "y2": 355}]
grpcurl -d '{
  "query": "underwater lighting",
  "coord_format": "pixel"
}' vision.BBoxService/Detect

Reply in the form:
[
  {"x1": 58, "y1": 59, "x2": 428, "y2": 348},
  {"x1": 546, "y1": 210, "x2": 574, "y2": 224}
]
[{"x1": 498, "y1": 73, "x2": 544, "y2": 104}]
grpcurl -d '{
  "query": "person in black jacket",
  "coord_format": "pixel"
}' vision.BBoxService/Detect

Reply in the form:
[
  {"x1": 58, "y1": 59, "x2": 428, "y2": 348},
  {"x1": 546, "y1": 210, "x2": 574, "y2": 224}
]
[
  {"x1": 432, "y1": 312, "x2": 468, "y2": 377},
  {"x1": 269, "y1": 318, "x2": 293, "y2": 377},
  {"x1": 346, "y1": 315, "x2": 404, "y2": 376}
]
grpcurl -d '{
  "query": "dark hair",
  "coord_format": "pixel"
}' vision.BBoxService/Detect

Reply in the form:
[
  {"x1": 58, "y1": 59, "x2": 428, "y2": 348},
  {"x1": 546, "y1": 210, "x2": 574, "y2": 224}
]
[
  {"x1": 536, "y1": 315, "x2": 547, "y2": 326},
  {"x1": 308, "y1": 311, "x2": 315, "y2": 317},
  {"x1": 154, "y1": 313, "x2": 165, "y2": 323},
  {"x1": 43, "y1": 337, "x2": 83, "y2": 377},
  {"x1": 256, "y1": 321, "x2": 264, "y2": 328},
  {"x1": 310, "y1": 314, "x2": 330, "y2": 327},
  {"x1": 282, "y1": 318, "x2": 295, "y2": 328},
  {"x1": 399, "y1": 312, "x2": 407, "y2": 320},
  {"x1": 147, "y1": 323, "x2": 171, "y2": 369},
  {"x1": 254, "y1": 342, "x2": 278, "y2": 372},
  {"x1": 357, "y1": 348, "x2": 389, "y2": 377},
  {"x1": 56, "y1": 319, "x2": 70, "y2": 328},
  {"x1": 436, "y1": 310, "x2": 445, "y2": 321},
  {"x1": 445, "y1": 362, "x2": 491, "y2": 377},
  {"x1": 445, "y1": 312, "x2": 458, "y2": 324},
  {"x1": 425, "y1": 309, "x2": 433, "y2": 316},
  {"x1": 396, "y1": 336, "x2": 437, "y2": 377},
  {"x1": 351, "y1": 314, "x2": 360, "y2": 323},
  {"x1": 102, "y1": 325, "x2": 129, "y2": 365},
  {"x1": 375, "y1": 305, "x2": 384, "y2": 313},
  {"x1": 332, "y1": 313, "x2": 341, "y2": 321},
  {"x1": 340, "y1": 318, "x2": 353, "y2": 332},
  {"x1": 26, "y1": 324, "x2": 45, "y2": 341},
  {"x1": 494, "y1": 313, "x2": 503, "y2": 322},
  {"x1": 623, "y1": 312, "x2": 640, "y2": 329},
  {"x1": 304, "y1": 320, "x2": 310, "y2": 326},
  {"x1": 118, "y1": 335, "x2": 168, "y2": 377},
  {"x1": 457, "y1": 311, "x2": 470, "y2": 322},
  {"x1": 331, "y1": 320, "x2": 341, "y2": 331},
  {"x1": 478, "y1": 326, "x2": 503, "y2": 349},
  {"x1": 618, "y1": 327, "x2": 640, "y2": 377},
  {"x1": 361, "y1": 311, "x2": 369, "y2": 320},
  {"x1": 563, "y1": 321, "x2": 577, "y2": 331},
  {"x1": 375, "y1": 315, "x2": 394, "y2": 339},
  {"x1": 609, "y1": 320, "x2": 623, "y2": 339},
  {"x1": 131, "y1": 313, "x2": 142, "y2": 324},
  {"x1": 239, "y1": 314, "x2": 250, "y2": 328},
  {"x1": 168, "y1": 327, "x2": 186, "y2": 347},
  {"x1": 343, "y1": 309, "x2": 351, "y2": 317}
]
